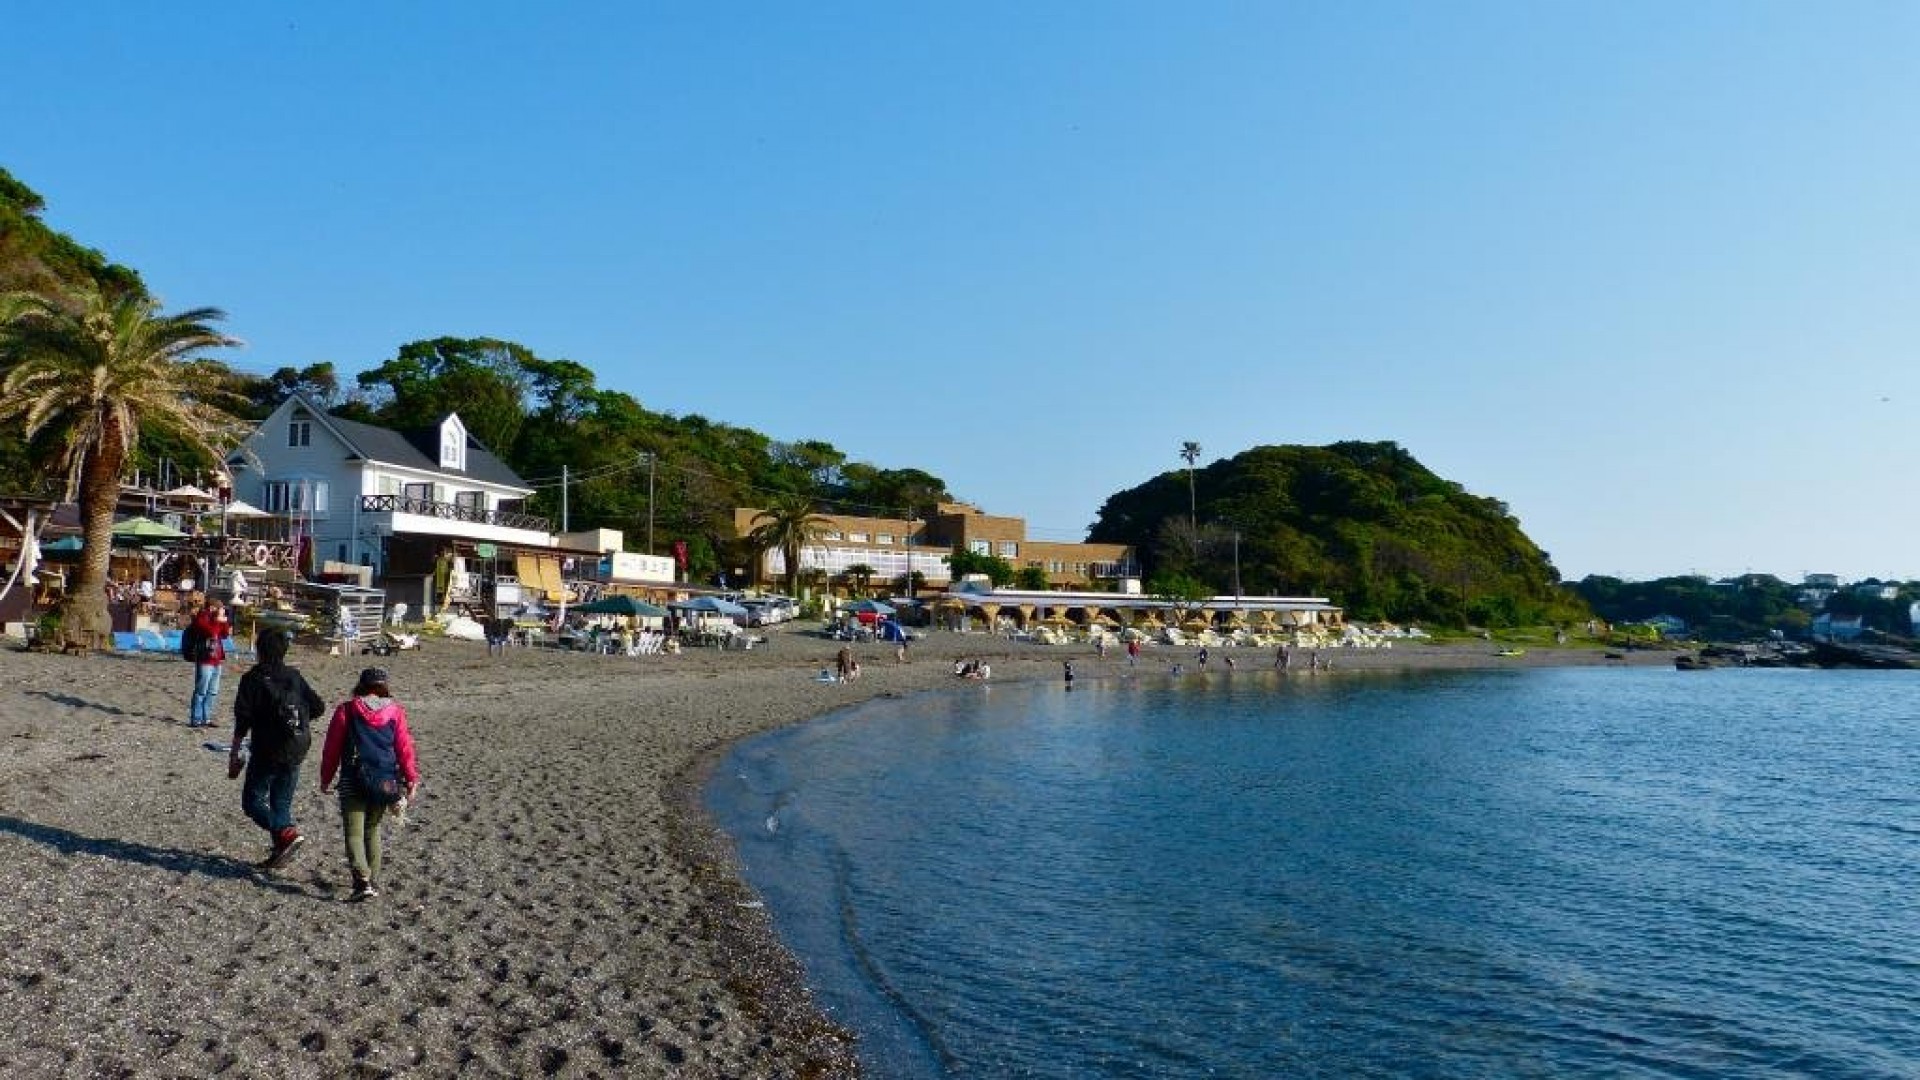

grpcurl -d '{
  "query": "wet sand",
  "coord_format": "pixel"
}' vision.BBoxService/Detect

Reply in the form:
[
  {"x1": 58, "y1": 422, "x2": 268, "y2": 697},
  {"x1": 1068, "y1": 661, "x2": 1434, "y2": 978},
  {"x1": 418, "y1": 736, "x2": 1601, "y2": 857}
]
[{"x1": 0, "y1": 628, "x2": 1674, "y2": 1077}]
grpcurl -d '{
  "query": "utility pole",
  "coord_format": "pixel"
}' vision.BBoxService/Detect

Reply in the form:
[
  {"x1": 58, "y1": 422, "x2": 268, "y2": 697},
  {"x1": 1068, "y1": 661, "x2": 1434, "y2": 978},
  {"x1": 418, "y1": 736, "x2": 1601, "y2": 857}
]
[
  {"x1": 643, "y1": 452, "x2": 656, "y2": 554},
  {"x1": 1233, "y1": 530, "x2": 1242, "y2": 603},
  {"x1": 561, "y1": 464, "x2": 569, "y2": 533}
]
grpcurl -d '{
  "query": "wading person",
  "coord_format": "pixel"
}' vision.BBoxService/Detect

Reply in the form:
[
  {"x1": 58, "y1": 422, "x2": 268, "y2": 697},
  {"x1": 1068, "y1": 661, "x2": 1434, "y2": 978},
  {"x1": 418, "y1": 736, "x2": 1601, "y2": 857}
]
[
  {"x1": 229, "y1": 629, "x2": 325, "y2": 868},
  {"x1": 319, "y1": 667, "x2": 421, "y2": 901}
]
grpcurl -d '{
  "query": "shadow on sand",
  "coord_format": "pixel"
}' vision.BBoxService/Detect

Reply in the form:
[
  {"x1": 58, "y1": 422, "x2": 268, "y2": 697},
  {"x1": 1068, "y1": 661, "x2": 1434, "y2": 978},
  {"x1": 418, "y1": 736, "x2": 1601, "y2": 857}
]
[{"x1": 0, "y1": 816, "x2": 304, "y2": 894}]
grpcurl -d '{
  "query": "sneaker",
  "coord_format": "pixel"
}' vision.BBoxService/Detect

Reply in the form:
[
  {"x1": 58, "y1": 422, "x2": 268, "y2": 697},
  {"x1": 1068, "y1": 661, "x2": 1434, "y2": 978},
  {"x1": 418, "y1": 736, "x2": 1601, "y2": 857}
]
[
  {"x1": 261, "y1": 829, "x2": 304, "y2": 870},
  {"x1": 350, "y1": 880, "x2": 378, "y2": 901}
]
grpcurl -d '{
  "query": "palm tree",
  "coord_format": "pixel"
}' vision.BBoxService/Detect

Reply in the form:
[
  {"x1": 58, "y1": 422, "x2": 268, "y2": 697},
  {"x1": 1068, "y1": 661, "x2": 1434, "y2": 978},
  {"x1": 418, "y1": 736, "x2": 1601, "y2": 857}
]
[
  {"x1": 1179, "y1": 441, "x2": 1202, "y2": 528},
  {"x1": 0, "y1": 285, "x2": 242, "y2": 647},
  {"x1": 845, "y1": 562, "x2": 875, "y2": 596},
  {"x1": 746, "y1": 491, "x2": 831, "y2": 600}
]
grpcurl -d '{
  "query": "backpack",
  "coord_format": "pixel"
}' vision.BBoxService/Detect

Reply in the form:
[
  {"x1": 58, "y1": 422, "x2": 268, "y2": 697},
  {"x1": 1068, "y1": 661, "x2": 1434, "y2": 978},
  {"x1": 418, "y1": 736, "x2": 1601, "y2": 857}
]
[
  {"x1": 181, "y1": 622, "x2": 206, "y2": 662},
  {"x1": 346, "y1": 702, "x2": 405, "y2": 806},
  {"x1": 267, "y1": 672, "x2": 308, "y2": 739}
]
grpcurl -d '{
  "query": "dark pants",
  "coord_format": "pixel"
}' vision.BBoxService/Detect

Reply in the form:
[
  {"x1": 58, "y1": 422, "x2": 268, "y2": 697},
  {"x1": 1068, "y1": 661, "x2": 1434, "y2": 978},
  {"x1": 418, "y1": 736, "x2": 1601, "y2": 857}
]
[{"x1": 241, "y1": 758, "x2": 302, "y2": 834}]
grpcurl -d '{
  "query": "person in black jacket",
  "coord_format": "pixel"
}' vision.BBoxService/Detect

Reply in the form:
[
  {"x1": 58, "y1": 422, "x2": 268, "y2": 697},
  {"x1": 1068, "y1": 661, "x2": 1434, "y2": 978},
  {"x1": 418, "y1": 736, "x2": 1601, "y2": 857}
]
[{"x1": 228, "y1": 629, "x2": 326, "y2": 870}]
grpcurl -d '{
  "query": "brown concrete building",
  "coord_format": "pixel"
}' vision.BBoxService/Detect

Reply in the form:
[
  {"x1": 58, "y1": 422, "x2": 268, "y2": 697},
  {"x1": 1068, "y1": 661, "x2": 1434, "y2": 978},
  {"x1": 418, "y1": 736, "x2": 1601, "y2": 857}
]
[{"x1": 732, "y1": 501, "x2": 1139, "y2": 592}]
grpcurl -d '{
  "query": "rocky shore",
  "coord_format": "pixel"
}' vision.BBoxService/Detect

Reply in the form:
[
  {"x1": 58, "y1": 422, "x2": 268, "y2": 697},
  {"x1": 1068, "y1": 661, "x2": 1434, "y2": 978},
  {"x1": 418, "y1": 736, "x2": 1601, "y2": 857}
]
[{"x1": 0, "y1": 628, "x2": 1674, "y2": 1078}]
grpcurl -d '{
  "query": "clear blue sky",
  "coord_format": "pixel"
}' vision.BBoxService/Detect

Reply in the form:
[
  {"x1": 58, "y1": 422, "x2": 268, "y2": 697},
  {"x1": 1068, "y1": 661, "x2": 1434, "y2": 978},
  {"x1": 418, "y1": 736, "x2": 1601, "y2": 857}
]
[{"x1": 7, "y1": 2, "x2": 1915, "y2": 582}]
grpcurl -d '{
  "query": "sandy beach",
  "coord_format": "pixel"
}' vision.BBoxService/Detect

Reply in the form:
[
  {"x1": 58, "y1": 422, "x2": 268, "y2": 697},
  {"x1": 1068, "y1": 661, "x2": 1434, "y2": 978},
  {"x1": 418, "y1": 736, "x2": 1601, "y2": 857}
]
[{"x1": 0, "y1": 627, "x2": 1675, "y2": 1078}]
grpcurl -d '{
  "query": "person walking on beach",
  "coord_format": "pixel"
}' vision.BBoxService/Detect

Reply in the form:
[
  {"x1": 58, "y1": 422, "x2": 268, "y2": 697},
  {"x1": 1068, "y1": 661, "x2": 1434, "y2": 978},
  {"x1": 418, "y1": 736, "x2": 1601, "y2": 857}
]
[
  {"x1": 1197, "y1": 645, "x2": 1210, "y2": 670},
  {"x1": 228, "y1": 629, "x2": 324, "y2": 869},
  {"x1": 1063, "y1": 659, "x2": 1075, "y2": 690},
  {"x1": 319, "y1": 667, "x2": 421, "y2": 901},
  {"x1": 1126, "y1": 638, "x2": 1140, "y2": 667},
  {"x1": 185, "y1": 598, "x2": 231, "y2": 728},
  {"x1": 836, "y1": 645, "x2": 854, "y2": 682}
]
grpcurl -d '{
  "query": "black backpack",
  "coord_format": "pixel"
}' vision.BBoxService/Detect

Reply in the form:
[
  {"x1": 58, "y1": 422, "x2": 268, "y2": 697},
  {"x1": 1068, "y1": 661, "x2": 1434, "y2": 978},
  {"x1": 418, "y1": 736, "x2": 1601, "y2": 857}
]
[
  {"x1": 253, "y1": 669, "x2": 312, "y2": 764},
  {"x1": 180, "y1": 622, "x2": 206, "y2": 662},
  {"x1": 268, "y1": 672, "x2": 307, "y2": 739}
]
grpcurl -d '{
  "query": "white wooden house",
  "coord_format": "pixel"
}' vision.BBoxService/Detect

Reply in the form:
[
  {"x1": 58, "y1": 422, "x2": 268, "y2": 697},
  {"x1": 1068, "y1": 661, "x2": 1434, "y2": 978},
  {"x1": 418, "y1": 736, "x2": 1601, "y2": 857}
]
[{"x1": 227, "y1": 394, "x2": 558, "y2": 611}]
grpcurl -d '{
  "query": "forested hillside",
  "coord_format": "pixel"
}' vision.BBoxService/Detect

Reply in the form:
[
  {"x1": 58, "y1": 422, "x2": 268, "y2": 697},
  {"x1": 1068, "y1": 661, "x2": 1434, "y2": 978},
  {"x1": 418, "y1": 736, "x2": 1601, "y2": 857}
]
[
  {"x1": 1089, "y1": 442, "x2": 1586, "y2": 627},
  {"x1": 5, "y1": 168, "x2": 1588, "y2": 620}
]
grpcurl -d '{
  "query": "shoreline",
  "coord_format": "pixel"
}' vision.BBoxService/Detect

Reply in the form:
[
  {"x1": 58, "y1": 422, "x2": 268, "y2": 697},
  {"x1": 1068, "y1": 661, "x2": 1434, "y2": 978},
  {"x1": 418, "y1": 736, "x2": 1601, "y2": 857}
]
[{"x1": 0, "y1": 629, "x2": 1677, "y2": 1077}]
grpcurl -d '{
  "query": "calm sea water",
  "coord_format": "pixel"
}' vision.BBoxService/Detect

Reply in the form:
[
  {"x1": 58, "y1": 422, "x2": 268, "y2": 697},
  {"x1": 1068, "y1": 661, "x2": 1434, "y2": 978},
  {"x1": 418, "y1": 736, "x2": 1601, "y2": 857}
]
[{"x1": 707, "y1": 668, "x2": 1920, "y2": 1079}]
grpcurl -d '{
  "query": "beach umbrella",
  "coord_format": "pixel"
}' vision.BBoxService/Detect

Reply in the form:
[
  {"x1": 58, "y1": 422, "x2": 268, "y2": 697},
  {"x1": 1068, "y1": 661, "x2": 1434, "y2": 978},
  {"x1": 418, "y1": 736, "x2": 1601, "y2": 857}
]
[
  {"x1": 842, "y1": 599, "x2": 896, "y2": 617},
  {"x1": 109, "y1": 516, "x2": 187, "y2": 548},
  {"x1": 111, "y1": 516, "x2": 187, "y2": 540},
  {"x1": 572, "y1": 595, "x2": 667, "y2": 618},
  {"x1": 669, "y1": 596, "x2": 749, "y2": 617},
  {"x1": 163, "y1": 484, "x2": 217, "y2": 503},
  {"x1": 221, "y1": 499, "x2": 270, "y2": 518}
]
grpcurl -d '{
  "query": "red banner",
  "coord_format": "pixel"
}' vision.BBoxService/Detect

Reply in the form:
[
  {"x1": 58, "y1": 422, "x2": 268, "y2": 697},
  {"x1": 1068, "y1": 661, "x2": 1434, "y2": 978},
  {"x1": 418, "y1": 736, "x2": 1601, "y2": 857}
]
[{"x1": 672, "y1": 540, "x2": 688, "y2": 570}]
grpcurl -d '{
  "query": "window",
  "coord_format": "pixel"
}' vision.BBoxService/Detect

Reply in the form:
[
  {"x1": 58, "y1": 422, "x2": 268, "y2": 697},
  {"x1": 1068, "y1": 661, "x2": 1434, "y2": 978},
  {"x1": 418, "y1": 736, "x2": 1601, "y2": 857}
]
[
  {"x1": 402, "y1": 482, "x2": 434, "y2": 504},
  {"x1": 998, "y1": 542, "x2": 1018, "y2": 558},
  {"x1": 287, "y1": 420, "x2": 311, "y2": 447},
  {"x1": 825, "y1": 530, "x2": 843, "y2": 541},
  {"x1": 969, "y1": 540, "x2": 990, "y2": 556},
  {"x1": 264, "y1": 479, "x2": 329, "y2": 516},
  {"x1": 438, "y1": 416, "x2": 468, "y2": 471},
  {"x1": 453, "y1": 491, "x2": 486, "y2": 519},
  {"x1": 877, "y1": 533, "x2": 894, "y2": 545},
  {"x1": 849, "y1": 532, "x2": 869, "y2": 543}
]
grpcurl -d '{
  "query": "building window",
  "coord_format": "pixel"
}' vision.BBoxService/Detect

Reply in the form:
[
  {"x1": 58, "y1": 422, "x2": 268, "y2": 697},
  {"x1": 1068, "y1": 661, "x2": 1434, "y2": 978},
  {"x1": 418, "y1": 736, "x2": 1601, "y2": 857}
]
[
  {"x1": 288, "y1": 421, "x2": 311, "y2": 448},
  {"x1": 876, "y1": 534, "x2": 893, "y2": 545},
  {"x1": 264, "y1": 479, "x2": 329, "y2": 516},
  {"x1": 849, "y1": 532, "x2": 869, "y2": 543},
  {"x1": 438, "y1": 416, "x2": 467, "y2": 471},
  {"x1": 969, "y1": 540, "x2": 990, "y2": 556},
  {"x1": 998, "y1": 542, "x2": 1018, "y2": 558},
  {"x1": 825, "y1": 530, "x2": 843, "y2": 541},
  {"x1": 453, "y1": 491, "x2": 486, "y2": 519}
]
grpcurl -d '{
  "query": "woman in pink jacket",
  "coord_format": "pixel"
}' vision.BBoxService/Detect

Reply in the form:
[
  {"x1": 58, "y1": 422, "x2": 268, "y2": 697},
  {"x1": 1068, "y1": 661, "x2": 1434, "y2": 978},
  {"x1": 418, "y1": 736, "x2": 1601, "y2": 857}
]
[{"x1": 319, "y1": 667, "x2": 421, "y2": 901}]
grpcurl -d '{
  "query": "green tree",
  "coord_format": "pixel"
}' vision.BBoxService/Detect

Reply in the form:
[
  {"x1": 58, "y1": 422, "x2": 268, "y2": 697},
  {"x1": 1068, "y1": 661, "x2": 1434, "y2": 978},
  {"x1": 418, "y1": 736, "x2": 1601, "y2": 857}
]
[
  {"x1": 0, "y1": 285, "x2": 242, "y2": 646},
  {"x1": 356, "y1": 337, "x2": 533, "y2": 455},
  {"x1": 1149, "y1": 571, "x2": 1213, "y2": 626},
  {"x1": 845, "y1": 562, "x2": 876, "y2": 594},
  {"x1": 746, "y1": 492, "x2": 832, "y2": 599},
  {"x1": 1015, "y1": 565, "x2": 1050, "y2": 590},
  {"x1": 947, "y1": 548, "x2": 1016, "y2": 587}
]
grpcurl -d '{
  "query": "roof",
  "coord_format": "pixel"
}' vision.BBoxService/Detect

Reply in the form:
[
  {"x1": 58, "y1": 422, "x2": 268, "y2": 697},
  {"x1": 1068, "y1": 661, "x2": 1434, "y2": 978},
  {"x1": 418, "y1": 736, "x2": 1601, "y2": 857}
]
[{"x1": 301, "y1": 401, "x2": 531, "y2": 491}]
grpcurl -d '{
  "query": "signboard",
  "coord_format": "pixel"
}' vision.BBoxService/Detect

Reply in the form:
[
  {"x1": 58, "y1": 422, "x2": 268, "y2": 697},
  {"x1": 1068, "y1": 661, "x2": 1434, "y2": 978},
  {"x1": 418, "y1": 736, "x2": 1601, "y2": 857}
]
[
  {"x1": 605, "y1": 551, "x2": 676, "y2": 584},
  {"x1": 475, "y1": 543, "x2": 498, "y2": 558}
]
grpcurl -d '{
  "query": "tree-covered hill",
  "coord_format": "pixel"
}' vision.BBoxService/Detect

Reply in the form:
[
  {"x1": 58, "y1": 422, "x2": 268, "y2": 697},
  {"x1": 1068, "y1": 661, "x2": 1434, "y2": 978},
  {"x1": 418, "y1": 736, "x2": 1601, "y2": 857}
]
[
  {"x1": 1089, "y1": 441, "x2": 1586, "y2": 628},
  {"x1": 0, "y1": 168, "x2": 142, "y2": 298}
]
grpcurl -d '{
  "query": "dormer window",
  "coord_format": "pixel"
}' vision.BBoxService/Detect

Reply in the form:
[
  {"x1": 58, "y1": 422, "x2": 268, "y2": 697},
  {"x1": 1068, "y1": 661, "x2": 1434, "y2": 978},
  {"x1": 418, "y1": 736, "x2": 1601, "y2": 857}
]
[
  {"x1": 438, "y1": 414, "x2": 468, "y2": 471},
  {"x1": 288, "y1": 420, "x2": 311, "y2": 447}
]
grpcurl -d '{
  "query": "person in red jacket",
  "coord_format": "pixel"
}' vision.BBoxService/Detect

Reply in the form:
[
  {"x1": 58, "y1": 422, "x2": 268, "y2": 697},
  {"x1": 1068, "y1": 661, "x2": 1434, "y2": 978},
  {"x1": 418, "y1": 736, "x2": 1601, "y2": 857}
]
[
  {"x1": 186, "y1": 598, "x2": 230, "y2": 728},
  {"x1": 319, "y1": 667, "x2": 421, "y2": 901}
]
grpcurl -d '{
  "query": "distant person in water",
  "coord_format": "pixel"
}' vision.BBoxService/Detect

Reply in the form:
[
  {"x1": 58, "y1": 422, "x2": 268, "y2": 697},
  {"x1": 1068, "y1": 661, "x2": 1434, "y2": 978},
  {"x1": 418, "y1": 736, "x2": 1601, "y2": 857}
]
[{"x1": 1063, "y1": 660, "x2": 1075, "y2": 690}]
